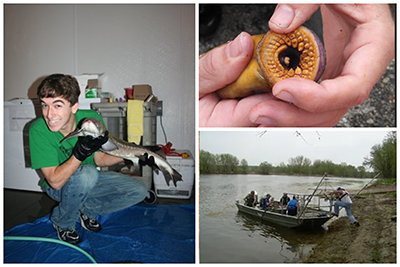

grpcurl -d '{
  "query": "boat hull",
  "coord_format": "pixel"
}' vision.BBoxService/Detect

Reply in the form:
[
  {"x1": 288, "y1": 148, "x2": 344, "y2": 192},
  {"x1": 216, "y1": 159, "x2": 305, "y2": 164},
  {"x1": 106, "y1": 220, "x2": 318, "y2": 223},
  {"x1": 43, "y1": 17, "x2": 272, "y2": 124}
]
[{"x1": 236, "y1": 202, "x2": 332, "y2": 229}]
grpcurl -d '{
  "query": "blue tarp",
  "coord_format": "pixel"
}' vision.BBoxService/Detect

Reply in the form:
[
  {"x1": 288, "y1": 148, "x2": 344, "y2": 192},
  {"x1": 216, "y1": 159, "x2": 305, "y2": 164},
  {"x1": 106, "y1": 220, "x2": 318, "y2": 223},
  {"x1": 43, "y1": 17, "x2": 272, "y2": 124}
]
[{"x1": 4, "y1": 204, "x2": 195, "y2": 263}]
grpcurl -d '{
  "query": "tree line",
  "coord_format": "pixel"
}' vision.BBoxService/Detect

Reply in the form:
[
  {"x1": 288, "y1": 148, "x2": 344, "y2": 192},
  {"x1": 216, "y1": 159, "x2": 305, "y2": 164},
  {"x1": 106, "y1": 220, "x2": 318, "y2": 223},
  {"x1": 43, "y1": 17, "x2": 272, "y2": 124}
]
[{"x1": 200, "y1": 132, "x2": 396, "y2": 179}]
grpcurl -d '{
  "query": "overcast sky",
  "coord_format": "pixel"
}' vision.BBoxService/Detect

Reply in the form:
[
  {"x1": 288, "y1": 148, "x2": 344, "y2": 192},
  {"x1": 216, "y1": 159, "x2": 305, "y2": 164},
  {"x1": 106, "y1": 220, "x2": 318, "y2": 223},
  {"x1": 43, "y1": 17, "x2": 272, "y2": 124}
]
[{"x1": 199, "y1": 130, "x2": 391, "y2": 168}]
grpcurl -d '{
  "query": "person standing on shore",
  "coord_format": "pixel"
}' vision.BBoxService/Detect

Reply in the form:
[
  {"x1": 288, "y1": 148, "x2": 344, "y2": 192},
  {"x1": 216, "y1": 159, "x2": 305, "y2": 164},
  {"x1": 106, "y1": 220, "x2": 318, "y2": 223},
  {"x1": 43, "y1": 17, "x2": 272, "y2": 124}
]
[{"x1": 330, "y1": 187, "x2": 360, "y2": 226}]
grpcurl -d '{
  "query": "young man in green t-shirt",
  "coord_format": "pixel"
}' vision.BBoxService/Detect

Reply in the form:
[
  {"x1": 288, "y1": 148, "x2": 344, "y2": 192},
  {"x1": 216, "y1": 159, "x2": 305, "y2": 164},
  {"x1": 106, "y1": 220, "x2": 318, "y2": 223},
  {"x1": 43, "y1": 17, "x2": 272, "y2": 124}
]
[{"x1": 29, "y1": 74, "x2": 148, "y2": 244}]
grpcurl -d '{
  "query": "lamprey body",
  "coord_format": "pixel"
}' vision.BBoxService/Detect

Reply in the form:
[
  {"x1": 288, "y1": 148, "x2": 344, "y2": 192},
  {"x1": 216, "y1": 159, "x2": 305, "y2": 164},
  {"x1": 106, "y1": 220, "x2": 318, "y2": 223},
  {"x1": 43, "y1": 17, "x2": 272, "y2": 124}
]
[
  {"x1": 216, "y1": 26, "x2": 326, "y2": 99},
  {"x1": 60, "y1": 118, "x2": 182, "y2": 187}
]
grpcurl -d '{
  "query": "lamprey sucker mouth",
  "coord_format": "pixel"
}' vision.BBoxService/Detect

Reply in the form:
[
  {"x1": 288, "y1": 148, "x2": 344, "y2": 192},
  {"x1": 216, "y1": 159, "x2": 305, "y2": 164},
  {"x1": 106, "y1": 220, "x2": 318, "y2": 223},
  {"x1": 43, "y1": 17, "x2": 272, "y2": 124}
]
[{"x1": 216, "y1": 26, "x2": 326, "y2": 99}]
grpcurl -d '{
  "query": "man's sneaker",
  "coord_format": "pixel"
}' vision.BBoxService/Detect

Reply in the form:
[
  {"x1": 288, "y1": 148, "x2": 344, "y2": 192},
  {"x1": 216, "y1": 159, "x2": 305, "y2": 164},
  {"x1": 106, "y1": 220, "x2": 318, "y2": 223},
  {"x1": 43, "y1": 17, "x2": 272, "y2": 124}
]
[
  {"x1": 80, "y1": 213, "x2": 102, "y2": 232},
  {"x1": 353, "y1": 221, "x2": 360, "y2": 226},
  {"x1": 53, "y1": 224, "x2": 81, "y2": 245}
]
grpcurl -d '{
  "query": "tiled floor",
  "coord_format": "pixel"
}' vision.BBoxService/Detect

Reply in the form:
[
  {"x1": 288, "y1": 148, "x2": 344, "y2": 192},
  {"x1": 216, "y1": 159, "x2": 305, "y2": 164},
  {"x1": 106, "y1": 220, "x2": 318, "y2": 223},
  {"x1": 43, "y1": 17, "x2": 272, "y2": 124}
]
[{"x1": 4, "y1": 188, "x2": 195, "y2": 232}]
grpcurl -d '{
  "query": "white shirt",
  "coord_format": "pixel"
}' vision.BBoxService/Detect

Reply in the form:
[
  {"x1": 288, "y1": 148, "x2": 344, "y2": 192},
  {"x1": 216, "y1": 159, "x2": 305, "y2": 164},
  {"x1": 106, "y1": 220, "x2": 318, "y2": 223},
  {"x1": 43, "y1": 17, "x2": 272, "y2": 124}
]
[{"x1": 338, "y1": 190, "x2": 352, "y2": 204}]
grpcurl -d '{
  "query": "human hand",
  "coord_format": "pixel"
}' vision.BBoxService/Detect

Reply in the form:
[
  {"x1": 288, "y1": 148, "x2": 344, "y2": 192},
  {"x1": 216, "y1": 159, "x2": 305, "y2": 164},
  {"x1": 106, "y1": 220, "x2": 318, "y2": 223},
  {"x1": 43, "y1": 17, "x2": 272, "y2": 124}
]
[
  {"x1": 73, "y1": 131, "x2": 109, "y2": 161},
  {"x1": 139, "y1": 152, "x2": 155, "y2": 167},
  {"x1": 248, "y1": 4, "x2": 394, "y2": 126},
  {"x1": 199, "y1": 32, "x2": 277, "y2": 127}
]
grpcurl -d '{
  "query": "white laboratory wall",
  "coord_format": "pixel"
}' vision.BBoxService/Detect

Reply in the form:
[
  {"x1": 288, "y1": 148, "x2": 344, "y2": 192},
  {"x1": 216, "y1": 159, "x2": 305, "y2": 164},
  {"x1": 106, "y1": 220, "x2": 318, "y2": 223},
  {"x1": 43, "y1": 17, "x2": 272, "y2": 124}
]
[{"x1": 4, "y1": 4, "x2": 195, "y2": 158}]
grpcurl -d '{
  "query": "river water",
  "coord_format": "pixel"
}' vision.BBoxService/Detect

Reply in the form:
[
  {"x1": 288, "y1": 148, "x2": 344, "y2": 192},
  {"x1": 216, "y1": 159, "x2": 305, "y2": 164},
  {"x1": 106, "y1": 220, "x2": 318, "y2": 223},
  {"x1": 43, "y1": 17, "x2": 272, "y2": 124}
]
[{"x1": 199, "y1": 174, "x2": 371, "y2": 263}]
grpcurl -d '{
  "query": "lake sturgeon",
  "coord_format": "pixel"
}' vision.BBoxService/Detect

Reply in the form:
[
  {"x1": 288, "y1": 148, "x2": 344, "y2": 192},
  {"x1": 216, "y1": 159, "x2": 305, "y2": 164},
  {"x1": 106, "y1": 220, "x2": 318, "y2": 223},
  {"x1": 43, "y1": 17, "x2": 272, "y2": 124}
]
[{"x1": 60, "y1": 117, "x2": 182, "y2": 187}]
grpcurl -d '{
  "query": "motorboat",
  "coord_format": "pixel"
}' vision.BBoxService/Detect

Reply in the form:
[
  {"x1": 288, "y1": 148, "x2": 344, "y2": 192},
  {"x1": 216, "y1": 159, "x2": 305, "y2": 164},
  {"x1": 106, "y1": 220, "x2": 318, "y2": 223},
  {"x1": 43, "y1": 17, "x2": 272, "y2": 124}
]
[{"x1": 236, "y1": 173, "x2": 335, "y2": 229}]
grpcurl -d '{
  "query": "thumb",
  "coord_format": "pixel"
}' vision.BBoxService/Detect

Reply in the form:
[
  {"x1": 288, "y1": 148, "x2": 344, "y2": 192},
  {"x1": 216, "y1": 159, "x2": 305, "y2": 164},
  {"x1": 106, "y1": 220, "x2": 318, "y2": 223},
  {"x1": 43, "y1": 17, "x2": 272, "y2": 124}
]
[
  {"x1": 269, "y1": 4, "x2": 321, "y2": 33},
  {"x1": 199, "y1": 32, "x2": 254, "y2": 98}
]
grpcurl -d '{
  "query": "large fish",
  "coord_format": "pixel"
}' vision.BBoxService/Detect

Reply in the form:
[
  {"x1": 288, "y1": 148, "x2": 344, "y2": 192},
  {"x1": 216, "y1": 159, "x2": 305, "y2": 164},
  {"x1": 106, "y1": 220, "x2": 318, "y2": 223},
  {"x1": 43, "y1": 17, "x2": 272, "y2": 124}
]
[{"x1": 60, "y1": 117, "x2": 182, "y2": 187}]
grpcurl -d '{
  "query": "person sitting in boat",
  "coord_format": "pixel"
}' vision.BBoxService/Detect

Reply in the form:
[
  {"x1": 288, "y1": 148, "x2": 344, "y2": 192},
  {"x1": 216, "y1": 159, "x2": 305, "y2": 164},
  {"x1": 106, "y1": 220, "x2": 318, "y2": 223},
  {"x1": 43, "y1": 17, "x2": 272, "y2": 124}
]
[
  {"x1": 259, "y1": 193, "x2": 267, "y2": 208},
  {"x1": 244, "y1": 190, "x2": 258, "y2": 207},
  {"x1": 259, "y1": 193, "x2": 273, "y2": 209},
  {"x1": 329, "y1": 187, "x2": 360, "y2": 226},
  {"x1": 280, "y1": 193, "x2": 290, "y2": 207},
  {"x1": 287, "y1": 196, "x2": 299, "y2": 216},
  {"x1": 266, "y1": 194, "x2": 274, "y2": 207}
]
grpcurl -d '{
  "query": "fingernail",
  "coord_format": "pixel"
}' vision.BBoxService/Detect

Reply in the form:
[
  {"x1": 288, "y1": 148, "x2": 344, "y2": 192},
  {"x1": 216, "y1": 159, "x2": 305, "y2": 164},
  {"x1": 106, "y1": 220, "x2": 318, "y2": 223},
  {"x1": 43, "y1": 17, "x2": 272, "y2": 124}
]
[
  {"x1": 254, "y1": 116, "x2": 277, "y2": 126},
  {"x1": 270, "y1": 4, "x2": 295, "y2": 29},
  {"x1": 275, "y1": 90, "x2": 295, "y2": 104},
  {"x1": 225, "y1": 33, "x2": 244, "y2": 58}
]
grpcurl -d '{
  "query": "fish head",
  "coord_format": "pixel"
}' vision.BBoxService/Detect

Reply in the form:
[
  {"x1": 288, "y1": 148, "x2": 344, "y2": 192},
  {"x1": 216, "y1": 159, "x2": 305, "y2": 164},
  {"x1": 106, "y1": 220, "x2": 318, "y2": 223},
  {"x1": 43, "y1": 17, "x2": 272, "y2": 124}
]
[
  {"x1": 78, "y1": 117, "x2": 107, "y2": 138},
  {"x1": 59, "y1": 118, "x2": 118, "y2": 151},
  {"x1": 60, "y1": 117, "x2": 105, "y2": 142}
]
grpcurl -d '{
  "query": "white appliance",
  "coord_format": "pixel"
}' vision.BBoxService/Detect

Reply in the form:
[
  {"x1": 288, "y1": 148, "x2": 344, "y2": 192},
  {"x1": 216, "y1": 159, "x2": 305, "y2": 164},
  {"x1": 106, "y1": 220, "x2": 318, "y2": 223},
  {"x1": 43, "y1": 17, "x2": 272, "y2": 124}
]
[
  {"x1": 4, "y1": 99, "x2": 43, "y2": 191},
  {"x1": 154, "y1": 150, "x2": 195, "y2": 199},
  {"x1": 4, "y1": 98, "x2": 101, "y2": 192}
]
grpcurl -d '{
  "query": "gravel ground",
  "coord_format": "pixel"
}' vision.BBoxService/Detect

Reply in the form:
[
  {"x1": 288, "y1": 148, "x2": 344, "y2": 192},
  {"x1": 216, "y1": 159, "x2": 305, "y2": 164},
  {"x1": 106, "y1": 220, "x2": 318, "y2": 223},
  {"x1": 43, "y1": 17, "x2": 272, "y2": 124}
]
[
  {"x1": 336, "y1": 59, "x2": 395, "y2": 127},
  {"x1": 199, "y1": 4, "x2": 396, "y2": 127},
  {"x1": 305, "y1": 182, "x2": 396, "y2": 263}
]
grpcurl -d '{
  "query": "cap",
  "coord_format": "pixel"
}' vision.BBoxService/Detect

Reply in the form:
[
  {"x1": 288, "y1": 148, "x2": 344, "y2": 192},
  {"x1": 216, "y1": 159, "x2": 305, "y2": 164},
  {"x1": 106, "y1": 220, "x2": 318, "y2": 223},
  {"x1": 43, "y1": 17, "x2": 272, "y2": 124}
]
[{"x1": 337, "y1": 187, "x2": 345, "y2": 191}]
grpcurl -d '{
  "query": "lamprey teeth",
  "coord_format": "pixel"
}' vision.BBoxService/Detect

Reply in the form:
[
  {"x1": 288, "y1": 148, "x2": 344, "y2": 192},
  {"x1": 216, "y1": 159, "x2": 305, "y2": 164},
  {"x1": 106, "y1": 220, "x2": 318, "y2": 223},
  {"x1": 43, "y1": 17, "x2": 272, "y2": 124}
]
[{"x1": 215, "y1": 26, "x2": 326, "y2": 99}]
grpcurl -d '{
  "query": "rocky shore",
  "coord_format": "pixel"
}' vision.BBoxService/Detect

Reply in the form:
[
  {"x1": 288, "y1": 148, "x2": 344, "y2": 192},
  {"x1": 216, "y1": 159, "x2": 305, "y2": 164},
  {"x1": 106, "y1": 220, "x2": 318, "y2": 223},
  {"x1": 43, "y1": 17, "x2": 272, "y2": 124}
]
[
  {"x1": 336, "y1": 59, "x2": 395, "y2": 127},
  {"x1": 305, "y1": 182, "x2": 396, "y2": 263}
]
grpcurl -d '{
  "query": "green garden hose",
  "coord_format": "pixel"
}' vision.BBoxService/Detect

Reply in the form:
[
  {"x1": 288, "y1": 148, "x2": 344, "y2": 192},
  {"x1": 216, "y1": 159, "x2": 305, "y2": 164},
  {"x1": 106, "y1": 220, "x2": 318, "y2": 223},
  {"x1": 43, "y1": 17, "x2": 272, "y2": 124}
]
[{"x1": 4, "y1": 236, "x2": 97, "y2": 264}]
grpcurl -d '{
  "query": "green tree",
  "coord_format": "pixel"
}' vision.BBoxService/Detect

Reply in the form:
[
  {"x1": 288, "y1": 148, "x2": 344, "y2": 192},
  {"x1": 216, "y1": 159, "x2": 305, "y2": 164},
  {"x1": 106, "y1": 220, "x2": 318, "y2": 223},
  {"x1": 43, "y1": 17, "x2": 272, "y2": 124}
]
[
  {"x1": 259, "y1": 161, "x2": 273, "y2": 174},
  {"x1": 275, "y1": 162, "x2": 287, "y2": 174},
  {"x1": 364, "y1": 132, "x2": 396, "y2": 178},
  {"x1": 357, "y1": 166, "x2": 367, "y2": 178},
  {"x1": 215, "y1": 153, "x2": 239, "y2": 173},
  {"x1": 288, "y1": 155, "x2": 312, "y2": 175},
  {"x1": 240, "y1": 159, "x2": 249, "y2": 174},
  {"x1": 199, "y1": 150, "x2": 216, "y2": 174}
]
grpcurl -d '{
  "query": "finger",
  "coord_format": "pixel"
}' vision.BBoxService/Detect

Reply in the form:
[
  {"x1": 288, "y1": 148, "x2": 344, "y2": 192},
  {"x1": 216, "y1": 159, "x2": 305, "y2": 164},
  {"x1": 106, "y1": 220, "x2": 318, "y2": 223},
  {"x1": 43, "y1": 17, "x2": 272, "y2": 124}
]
[
  {"x1": 269, "y1": 4, "x2": 321, "y2": 33},
  {"x1": 149, "y1": 156, "x2": 155, "y2": 166},
  {"x1": 272, "y1": 77, "x2": 370, "y2": 114},
  {"x1": 249, "y1": 98, "x2": 348, "y2": 127},
  {"x1": 84, "y1": 135, "x2": 94, "y2": 142},
  {"x1": 199, "y1": 93, "x2": 275, "y2": 127},
  {"x1": 199, "y1": 32, "x2": 254, "y2": 98}
]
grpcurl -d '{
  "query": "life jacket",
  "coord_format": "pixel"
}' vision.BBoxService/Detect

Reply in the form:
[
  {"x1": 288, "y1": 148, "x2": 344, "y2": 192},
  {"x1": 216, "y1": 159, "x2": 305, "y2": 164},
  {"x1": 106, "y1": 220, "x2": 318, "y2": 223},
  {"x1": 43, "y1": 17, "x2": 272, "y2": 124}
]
[
  {"x1": 288, "y1": 199, "x2": 297, "y2": 210},
  {"x1": 281, "y1": 196, "x2": 290, "y2": 206},
  {"x1": 246, "y1": 194, "x2": 254, "y2": 205}
]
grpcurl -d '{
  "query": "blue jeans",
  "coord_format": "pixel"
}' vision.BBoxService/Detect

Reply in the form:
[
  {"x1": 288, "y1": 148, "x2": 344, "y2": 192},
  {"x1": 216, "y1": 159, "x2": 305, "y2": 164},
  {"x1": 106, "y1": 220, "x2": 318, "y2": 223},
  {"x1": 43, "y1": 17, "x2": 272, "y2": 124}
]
[
  {"x1": 334, "y1": 201, "x2": 356, "y2": 223},
  {"x1": 46, "y1": 165, "x2": 148, "y2": 231}
]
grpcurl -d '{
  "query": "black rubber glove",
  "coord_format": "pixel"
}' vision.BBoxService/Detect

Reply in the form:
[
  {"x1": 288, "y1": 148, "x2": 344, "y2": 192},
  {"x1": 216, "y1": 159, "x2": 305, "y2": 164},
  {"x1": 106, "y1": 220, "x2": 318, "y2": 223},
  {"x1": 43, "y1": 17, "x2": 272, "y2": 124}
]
[
  {"x1": 139, "y1": 152, "x2": 155, "y2": 167},
  {"x1": 72, "y1": 131, "x2": 109, "y2": 161}
]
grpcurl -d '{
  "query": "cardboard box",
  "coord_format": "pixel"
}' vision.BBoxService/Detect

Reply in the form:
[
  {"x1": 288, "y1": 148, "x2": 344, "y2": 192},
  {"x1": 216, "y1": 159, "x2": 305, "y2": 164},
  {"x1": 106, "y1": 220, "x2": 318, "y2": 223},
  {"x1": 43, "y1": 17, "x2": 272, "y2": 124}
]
[
  {"x1": 154, "y1": 150, "x2": 195, "y2": 199},
  {"x1": 132, "y1": 84, "x2": 152, "y2": 100},
  {"x1": 74, "y1": 73, "x2": 104, "y2": 99}
]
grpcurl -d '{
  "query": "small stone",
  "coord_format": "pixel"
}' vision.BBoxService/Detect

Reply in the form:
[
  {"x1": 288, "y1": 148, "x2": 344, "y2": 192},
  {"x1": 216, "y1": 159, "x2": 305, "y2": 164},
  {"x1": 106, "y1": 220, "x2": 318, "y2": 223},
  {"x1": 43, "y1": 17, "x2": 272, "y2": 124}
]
[
  {"x1": 382, "y1": 77, "x2": 390, "y2": 84},
  {"x1": 366, "y1": 118, "x2": 374, "y2": 124}
]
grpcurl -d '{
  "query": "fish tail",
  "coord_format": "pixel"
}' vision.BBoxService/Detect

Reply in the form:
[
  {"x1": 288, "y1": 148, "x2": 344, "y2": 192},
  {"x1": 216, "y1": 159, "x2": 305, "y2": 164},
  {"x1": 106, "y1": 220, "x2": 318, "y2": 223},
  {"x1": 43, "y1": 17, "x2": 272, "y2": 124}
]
[{"x1": 159, "y1": 166, "x2": 183, "y2": 187}]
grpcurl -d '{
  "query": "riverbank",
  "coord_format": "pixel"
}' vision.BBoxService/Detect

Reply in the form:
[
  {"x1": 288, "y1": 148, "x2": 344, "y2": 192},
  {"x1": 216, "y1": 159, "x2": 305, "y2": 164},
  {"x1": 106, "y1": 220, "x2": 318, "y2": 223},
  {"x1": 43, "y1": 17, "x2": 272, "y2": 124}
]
[{"x1": 305, "y1": 182, "x2": 396, "y2": 263}]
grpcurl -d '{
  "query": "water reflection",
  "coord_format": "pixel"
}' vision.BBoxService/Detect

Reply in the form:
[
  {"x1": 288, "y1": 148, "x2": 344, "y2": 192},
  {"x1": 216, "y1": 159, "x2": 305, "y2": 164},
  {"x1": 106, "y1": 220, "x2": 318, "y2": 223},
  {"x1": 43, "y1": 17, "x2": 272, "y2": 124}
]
[{"x1": 234, "y1": 211, "x2": 326, "y2": 263}]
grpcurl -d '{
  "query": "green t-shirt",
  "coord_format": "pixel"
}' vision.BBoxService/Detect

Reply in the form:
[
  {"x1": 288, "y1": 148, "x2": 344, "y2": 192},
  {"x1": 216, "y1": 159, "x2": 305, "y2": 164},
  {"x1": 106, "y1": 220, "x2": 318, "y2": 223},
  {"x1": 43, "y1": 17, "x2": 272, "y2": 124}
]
[{"x1": 29, "y1": 109, "x2": 105, "y2": 172}]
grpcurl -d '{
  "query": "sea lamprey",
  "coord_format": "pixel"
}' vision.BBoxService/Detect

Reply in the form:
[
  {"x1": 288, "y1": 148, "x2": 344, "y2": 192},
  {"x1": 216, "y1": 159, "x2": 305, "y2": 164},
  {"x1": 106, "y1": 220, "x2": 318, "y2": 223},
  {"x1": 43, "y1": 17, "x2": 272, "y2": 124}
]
[{"x1": 216, "y1": 26, "x2": 326, "y2": 99}]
